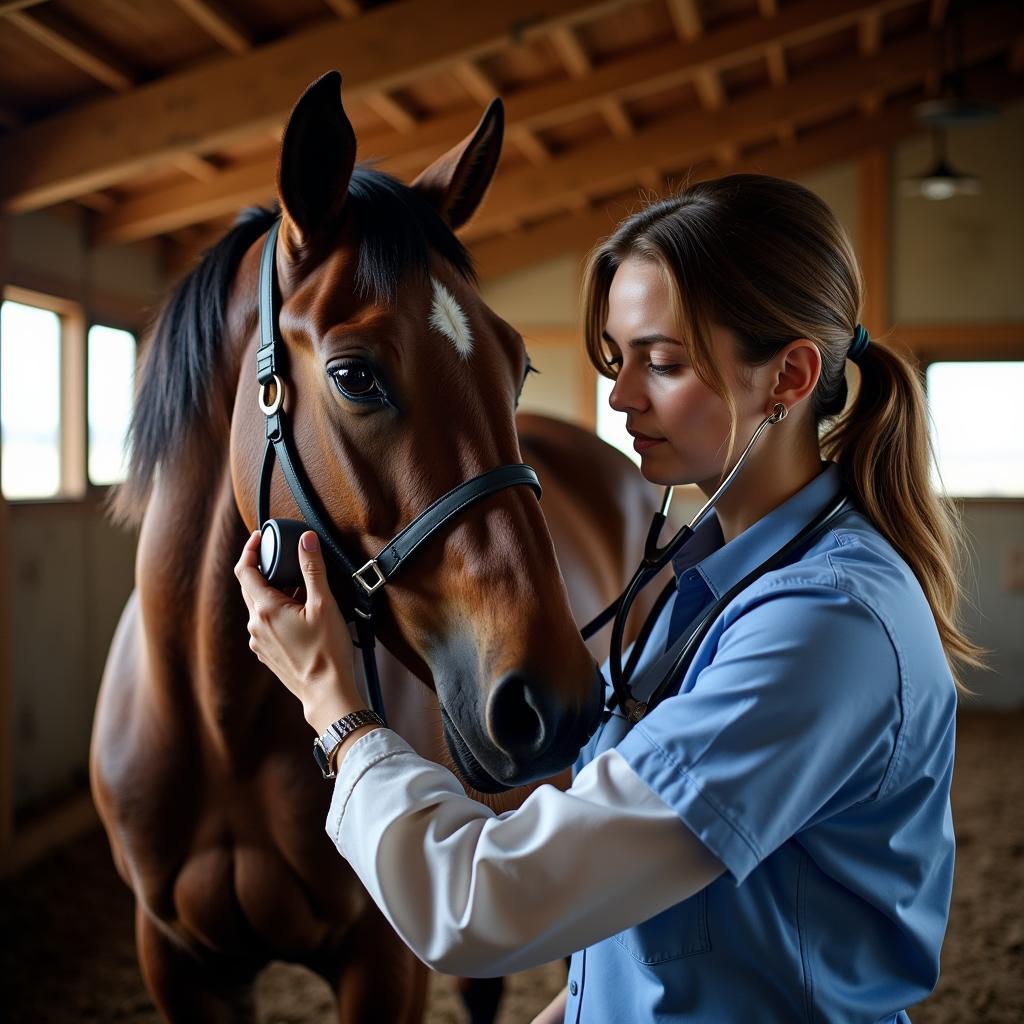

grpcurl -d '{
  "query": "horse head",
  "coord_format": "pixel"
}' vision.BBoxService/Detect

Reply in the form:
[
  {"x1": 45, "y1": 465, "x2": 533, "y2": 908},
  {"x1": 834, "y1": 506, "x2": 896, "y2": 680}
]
[{"x1": 229, "y1": 72, "x2": 603, "y2": 792}]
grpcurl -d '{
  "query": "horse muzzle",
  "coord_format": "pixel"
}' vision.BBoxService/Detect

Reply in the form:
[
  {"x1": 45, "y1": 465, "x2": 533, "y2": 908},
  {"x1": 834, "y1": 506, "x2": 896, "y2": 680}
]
[{"x1": 438, "y1": 665, "x2": 605, "y2": 792}]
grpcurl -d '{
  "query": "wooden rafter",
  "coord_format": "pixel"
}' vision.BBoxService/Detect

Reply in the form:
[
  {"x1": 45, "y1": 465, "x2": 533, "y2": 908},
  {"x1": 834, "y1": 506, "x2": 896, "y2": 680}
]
[
  {"x1": 6, "y1": 6, "x2": 135, "y2": 92},
  {"x1": 452, "y1": 60, "x2": 549, "y2": 166},
  {"x1": 464, "y1": 9, "x2": 1020, "y2": 239},
  {"x1": 472, "y1": 102, "x2": 918, "y2": 279},
  {"x1": 667, "y1": 0, "x2": 734, "y2": 163},
  {"x1": 548, "y1": 24, "x2": 630, "y2": 204},
  {"x1": 323, "y1": 0, "x2": 364, "y2": 17},
  {"x1": 0, "y1": 0, "x2": 633, "y2": 213},
  {"x1": 364, "y1": 92, "x2": 418, "y2": 133},
  {"x1": 859, "y1": 10, "x2": 884, "y2": 113},
  {"x1": 550, "y1": 24, "x2": 634, "y2": 139},
  {"x1": 0, "y1": 0, "x2": 47, "y2": 15},
  {"x1": 91, "y1": 0, "x2": 924, "y2": 243},
  {"x1": 168, "y1": 0, "x2": 255, "y2": 55},
  {"x1": 473, "y1": 63, "x2": 1023, "y2": 279}
]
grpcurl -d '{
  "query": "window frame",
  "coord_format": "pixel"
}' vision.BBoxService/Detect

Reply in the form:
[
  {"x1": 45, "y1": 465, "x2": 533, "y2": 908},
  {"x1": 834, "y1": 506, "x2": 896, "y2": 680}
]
[
  {"x1": 899, "y1": 323, "x2": 1023, "y2": 506},
  {"x1": 1, "y1": 283, "x2": 141, "y2": 507}
]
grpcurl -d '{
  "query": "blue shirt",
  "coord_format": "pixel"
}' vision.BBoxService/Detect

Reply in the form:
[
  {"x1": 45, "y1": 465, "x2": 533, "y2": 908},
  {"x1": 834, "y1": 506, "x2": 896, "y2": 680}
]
[{"x1": 567, "y1": 462, "x2": 957, "y2": 1023}]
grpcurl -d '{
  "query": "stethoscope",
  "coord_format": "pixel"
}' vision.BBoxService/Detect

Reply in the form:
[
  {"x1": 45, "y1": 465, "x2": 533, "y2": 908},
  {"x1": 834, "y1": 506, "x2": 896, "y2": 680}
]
[{"x1": 581, "y1": 402, "x2": 854, "y2": 724}]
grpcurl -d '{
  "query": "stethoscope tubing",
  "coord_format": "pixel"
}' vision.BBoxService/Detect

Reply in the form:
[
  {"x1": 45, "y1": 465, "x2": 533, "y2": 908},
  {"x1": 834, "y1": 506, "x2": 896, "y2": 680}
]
[{"x1": 582, "y1": 403, "x2": 852, "y2": 723}]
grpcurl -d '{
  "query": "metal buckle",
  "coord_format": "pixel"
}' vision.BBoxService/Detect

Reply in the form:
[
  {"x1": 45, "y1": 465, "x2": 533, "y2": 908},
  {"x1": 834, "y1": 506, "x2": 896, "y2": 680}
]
[
  {"x1": 353, "y1": 558, "x2": 387, "y2": 595},
  {"x1": 259, "y1": 373, "x2": 285, "y2": 416}
]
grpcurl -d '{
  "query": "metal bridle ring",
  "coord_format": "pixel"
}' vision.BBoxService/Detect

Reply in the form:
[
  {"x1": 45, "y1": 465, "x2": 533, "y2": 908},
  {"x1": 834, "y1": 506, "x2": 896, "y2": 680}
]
[{"x1": 259, "y1": 374, "x2": 285, "y2": 416}]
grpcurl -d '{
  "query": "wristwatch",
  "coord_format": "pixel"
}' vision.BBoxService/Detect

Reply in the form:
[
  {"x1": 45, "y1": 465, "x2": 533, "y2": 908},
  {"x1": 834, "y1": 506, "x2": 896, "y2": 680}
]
[{"x1": 312, "y1": 709, "x2": 384, "y2": 779}]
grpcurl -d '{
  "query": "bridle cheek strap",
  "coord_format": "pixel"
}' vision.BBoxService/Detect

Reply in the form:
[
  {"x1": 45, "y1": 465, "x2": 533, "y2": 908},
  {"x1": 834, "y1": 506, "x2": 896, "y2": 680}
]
[{"x1": 253, "y1": 217, "x2": 543, "y2": 725}]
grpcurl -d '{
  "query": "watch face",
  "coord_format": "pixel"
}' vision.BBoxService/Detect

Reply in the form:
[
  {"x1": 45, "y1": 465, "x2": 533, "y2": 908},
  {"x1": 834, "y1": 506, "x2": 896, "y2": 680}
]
[{"x1": 312, "y1": 737, "x2": 333, "y2": 778}]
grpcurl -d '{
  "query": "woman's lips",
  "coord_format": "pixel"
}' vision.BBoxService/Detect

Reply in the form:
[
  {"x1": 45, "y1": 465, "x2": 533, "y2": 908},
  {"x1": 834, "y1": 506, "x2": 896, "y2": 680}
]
[{"x1": 631, "y1": 433, "x2": 665, "y2": 453}]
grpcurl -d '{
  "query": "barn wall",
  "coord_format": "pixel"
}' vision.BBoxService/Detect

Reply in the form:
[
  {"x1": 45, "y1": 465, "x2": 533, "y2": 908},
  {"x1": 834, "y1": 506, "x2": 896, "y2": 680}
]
[
  {"x1": 893, "y1": 101, "x2": 1024, "y2": 322},
  {"x1": 4, "y1": 206, "x2": 157, "y2": 814}
]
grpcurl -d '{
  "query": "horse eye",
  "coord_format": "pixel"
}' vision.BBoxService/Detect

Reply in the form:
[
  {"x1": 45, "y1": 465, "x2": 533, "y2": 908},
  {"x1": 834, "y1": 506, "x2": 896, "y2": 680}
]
[{"x1": 330, "y1": 362, "x2": 386, "y2": 403}]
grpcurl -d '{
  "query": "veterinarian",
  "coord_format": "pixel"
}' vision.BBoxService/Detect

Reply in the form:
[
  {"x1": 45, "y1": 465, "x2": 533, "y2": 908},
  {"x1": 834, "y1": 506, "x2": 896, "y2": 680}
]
[{"x1": 236, "y1": 174, "x2": 974, "y2": 1023}]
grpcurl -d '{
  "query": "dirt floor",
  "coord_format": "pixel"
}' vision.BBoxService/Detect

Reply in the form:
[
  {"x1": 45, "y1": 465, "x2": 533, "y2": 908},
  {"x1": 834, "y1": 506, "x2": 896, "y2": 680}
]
[{"x1": 2, "y1": 710, "x2": 1021, "y2": 1023}]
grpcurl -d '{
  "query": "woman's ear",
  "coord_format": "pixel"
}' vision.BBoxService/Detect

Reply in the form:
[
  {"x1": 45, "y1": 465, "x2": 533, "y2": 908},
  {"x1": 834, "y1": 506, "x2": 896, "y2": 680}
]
[
  {"x1": 276, "y1": 70, "x2": 357, "y2": 249},
  {"x1": 768, "y1": 339, "x2": 822, "y2": 412},
  {"x1": 410, "y1": 98, "x2": 504, "y2": 230}
]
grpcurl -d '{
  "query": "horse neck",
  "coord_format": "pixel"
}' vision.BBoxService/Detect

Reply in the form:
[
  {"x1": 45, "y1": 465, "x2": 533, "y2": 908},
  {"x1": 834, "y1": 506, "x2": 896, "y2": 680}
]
[{"x1": 134, "y1": 292, "x2": 282, "y2": 749}]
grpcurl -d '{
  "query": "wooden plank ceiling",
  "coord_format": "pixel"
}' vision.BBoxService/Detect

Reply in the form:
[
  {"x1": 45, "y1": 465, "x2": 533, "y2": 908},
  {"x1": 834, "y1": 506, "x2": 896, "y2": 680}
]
[{"x1": 1, "y1": 0, "x2": 1021, "y2": 280}]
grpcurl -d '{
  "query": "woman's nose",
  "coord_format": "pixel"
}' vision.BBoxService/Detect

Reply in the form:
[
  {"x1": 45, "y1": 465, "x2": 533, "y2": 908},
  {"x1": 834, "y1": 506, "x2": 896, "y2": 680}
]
[{"x1": 609, "y1": 366, "x2": 648, "y2": 413}]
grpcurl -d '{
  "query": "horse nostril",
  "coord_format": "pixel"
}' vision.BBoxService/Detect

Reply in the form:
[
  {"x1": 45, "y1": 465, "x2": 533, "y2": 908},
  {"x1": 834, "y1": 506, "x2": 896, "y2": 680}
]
[{"x1": 487, "y1": 673, "x2": 550, "y2": 759}]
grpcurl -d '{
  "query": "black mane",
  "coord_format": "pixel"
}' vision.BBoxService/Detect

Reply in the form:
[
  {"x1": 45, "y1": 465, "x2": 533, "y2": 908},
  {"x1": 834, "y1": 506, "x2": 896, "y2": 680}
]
[{"x1": 115, "y1": 167, "x2": 474, "y2": 522}]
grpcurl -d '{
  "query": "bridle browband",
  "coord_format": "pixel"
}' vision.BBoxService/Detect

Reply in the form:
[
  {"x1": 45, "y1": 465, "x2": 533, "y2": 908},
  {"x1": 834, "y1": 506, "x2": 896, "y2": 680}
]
[{"x1": 254, "y1": 219, "x2": 542, "y2": 724}]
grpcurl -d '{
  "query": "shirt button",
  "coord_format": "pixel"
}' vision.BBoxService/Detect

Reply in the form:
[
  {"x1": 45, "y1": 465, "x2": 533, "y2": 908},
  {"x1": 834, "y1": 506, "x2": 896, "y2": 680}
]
[{"x1": 569, "y1": 980, "x2": 579, "y2": 997}]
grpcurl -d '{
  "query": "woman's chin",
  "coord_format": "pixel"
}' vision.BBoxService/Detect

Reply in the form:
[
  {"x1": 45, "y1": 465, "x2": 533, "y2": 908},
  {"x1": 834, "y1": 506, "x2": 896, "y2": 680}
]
[{"x1": 637, "y1": 452, "x2": 682, "y2": 486}]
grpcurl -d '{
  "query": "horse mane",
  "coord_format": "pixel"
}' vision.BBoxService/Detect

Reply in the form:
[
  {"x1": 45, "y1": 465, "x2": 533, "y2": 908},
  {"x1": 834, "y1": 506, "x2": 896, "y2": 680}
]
[{"x1": 111, "y1": 167, "x2": 475, "y2": 526}]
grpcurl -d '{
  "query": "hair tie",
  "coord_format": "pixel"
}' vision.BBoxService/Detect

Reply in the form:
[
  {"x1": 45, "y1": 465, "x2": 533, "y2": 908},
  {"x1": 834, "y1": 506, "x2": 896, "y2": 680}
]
[{"x1": 848, "y1": 324, "x2": 870, "y2": 363}]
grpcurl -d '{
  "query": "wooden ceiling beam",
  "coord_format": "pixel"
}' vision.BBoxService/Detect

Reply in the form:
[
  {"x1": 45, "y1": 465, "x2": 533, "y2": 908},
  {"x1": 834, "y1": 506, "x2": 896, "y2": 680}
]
[
  {"x1": 453, "y1": 58, "x2": 550, "y2": 166},
  {"x1": 0, "y1": 0, "x2": 48, "y2": 15},
  {"x1": 0, "y1": 0, "x2": 633, "y2": 213},
  {"x1": 859, "y1": 10, "x2": 884, "y2": 114},
  {"x1": 364, "y1": 92, "x2": 419, "y2": 133},
  {"x1": 12, "y1": 0, "x2": 921, "y2": 224},
  {"x1": 474, "y1": 64, "x2": 1023, "y2": 279},
  {"x1": 323, "y1": 0, "x2": 364, "y2": 17},
  {"x1": 474, "y1": 103, "x2": 921, "y2": 279},
  {"x1": 466, "y1": 7, "x2": 1020, "y2": 239},
  {"x1": 90, "y1": 2, "x2": 1015, "y2": 245},
  {"x1": 549, "y1": 24, "x2": 633, "y2": 172},
  {"x1": 668, "y1": 0, "x2": 735, "y2": 163},
  {"x1": 172, "y1": 152, "x2": 221, "y2": 181},
  {"x1": 17, "y1": 0, "x2": 918, "y2": 222},
  {"x1": 6, "y1": 6, "x2": 136, "y2": 92},
  {"x1": 168, "y1": 0, "x2": 255, "y2": 55},
  {"x1": 549, "y1": 24, "x2": 593, "y2": 79}
]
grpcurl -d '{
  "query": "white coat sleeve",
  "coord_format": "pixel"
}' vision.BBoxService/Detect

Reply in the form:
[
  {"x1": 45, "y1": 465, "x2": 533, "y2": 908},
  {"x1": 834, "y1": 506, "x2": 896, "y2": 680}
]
[{"x1": 325, "y1": 727, "x2": 723, "y2": 977}]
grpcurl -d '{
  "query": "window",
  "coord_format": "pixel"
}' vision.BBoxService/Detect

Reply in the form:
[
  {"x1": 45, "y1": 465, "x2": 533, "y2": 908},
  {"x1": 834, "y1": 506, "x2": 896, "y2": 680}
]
[
  {"x1": 927, "y1": 361, "x2": 1024, "y2": 497},
  {"x1": 1, "y1": 291, "x2": 135, "y2": 500},
  {"x1": 87, "y1": 325, "x2": 135, "y2": 485},
  {"x1": 1, "y1": 300, "x2": 63, "y2": 499}
]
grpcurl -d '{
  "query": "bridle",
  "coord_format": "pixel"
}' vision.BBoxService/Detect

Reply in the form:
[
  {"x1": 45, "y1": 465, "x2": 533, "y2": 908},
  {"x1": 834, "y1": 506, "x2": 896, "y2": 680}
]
[{"x1": 254, "y1": 219, "x2": 542, "y2": 724}]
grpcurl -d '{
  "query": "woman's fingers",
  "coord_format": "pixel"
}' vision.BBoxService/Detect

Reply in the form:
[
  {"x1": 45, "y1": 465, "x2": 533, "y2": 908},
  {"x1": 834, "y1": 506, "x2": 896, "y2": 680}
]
[
  {"x1": 298, "y1": 532, "x2": 329, "y2": 613},
  {"x1": 233, "y1": 529, "x2": 262, "y2": 599}
]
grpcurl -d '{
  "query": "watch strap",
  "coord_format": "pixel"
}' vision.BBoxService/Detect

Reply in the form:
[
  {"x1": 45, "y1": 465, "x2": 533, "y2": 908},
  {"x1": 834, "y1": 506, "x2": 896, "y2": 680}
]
[{"x1": 313, "y1": 708, "x2": 384, "y2": 778}]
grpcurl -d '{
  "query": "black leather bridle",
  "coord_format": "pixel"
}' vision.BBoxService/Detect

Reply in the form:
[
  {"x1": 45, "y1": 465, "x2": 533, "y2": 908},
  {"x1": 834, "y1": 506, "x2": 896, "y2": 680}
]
[{"x1": 254, "y1": 219, "x2": 542, "y2": 724}]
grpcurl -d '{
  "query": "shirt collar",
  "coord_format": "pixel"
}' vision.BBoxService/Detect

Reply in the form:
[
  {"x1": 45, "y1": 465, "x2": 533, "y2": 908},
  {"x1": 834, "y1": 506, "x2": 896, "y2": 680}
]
[{"x1": 670, "y1": 461, "x2": 842, "y2": 599}]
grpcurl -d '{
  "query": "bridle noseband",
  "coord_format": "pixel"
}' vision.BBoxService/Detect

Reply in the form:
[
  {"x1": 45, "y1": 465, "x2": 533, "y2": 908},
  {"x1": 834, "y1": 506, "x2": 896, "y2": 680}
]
[{"x1": 254, "y1": 219, "x2": 542, "y2": 724}]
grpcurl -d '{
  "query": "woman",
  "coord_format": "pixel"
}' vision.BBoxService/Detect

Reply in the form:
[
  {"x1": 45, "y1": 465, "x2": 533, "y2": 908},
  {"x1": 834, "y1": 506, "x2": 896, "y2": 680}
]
[{"x1": 235, "y1": 175, "x2": 979, "y2": 1022}]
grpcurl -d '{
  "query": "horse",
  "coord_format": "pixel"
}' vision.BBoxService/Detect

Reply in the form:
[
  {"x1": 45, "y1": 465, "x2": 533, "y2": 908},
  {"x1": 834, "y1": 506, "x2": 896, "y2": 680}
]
[{"x1": 91, "y1": 71, "x2": 664, "y2": 1023}]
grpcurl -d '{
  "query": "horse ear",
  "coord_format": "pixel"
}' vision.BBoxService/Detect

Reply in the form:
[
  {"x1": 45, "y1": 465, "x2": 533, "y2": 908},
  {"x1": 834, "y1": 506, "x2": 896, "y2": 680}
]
[
  {"x1": 277, "y1": 70, "x2": 356, "y2": 245},
  {"x1": 411, "y1": 98, "x2": 504, "y2": 231}
]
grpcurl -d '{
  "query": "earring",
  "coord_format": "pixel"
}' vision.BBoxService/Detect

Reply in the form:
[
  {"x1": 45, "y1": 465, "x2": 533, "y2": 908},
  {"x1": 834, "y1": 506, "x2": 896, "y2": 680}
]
[{"x1": 768, "y1": 402, "x2": 787, "y2": 423}]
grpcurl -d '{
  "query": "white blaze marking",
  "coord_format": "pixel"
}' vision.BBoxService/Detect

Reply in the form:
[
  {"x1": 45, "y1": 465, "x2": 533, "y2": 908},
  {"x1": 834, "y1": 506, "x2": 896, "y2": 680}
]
[{"x1": 429, "y1": 279, "x2": 473, "y2": 359}]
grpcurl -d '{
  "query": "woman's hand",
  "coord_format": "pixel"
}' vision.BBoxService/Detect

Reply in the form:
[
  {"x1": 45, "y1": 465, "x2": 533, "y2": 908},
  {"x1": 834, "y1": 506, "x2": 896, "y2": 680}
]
[{"x1": 234, "y1": 529, "x2": 362, "y2": 735}]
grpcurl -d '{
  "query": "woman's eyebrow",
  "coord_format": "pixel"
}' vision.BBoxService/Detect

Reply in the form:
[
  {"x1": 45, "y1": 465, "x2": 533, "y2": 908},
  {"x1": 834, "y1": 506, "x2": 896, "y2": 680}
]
[{"x1": 602, "y1": 329, "x2": 684, "y2": 348}]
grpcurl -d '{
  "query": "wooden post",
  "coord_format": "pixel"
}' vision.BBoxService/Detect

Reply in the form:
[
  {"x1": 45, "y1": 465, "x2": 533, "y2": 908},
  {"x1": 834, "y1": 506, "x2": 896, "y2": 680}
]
[
  {"x1": 0, "y1": 213, "x2": 13, "y2": 866},
  {"x1": 858, "y1": 147, "x2": 889, "y2": 337}
]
